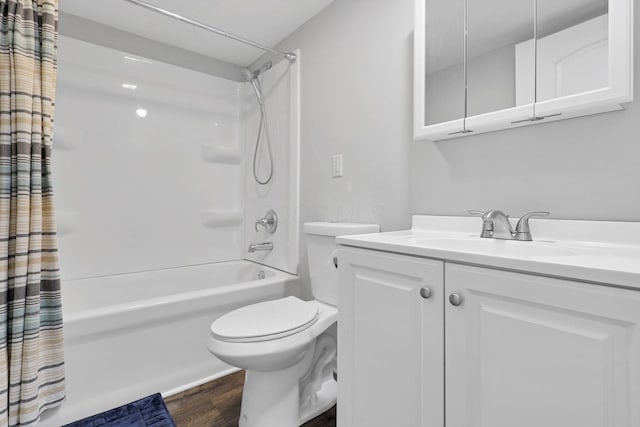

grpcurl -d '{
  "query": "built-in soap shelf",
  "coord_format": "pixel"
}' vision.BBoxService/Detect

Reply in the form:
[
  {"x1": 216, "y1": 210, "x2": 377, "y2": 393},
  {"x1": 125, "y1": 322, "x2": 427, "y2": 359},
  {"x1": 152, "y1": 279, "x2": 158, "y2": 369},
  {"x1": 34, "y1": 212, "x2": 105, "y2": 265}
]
[
  {"x1": 56, "y1": 211, "x2": 82, "y2": 236},
  {"x1": 201, "y1": 145, "x2": 242, "y2": 165},
  {"x1": 200, "y1": 209, "x2": 244, "y2": 228}
]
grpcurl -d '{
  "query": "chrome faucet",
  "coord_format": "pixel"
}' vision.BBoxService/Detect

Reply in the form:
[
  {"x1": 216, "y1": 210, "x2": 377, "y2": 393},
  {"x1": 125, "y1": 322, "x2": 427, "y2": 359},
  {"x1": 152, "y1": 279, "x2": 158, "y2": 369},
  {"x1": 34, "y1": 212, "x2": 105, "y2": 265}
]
[
  {"x1": 255, "y1": 209, "x2": 278, "y2": 233},
  {"x1": 469, "y1": 210, "x2": 549, "y2": 241},
  {"x1": 248, "y1": 242, "x2": 274, "y2": 253}
]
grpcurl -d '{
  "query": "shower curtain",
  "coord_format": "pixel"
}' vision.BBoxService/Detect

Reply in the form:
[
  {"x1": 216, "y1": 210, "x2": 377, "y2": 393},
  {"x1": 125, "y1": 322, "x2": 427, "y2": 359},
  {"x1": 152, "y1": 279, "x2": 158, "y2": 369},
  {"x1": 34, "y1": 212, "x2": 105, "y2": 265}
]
[{"x1": 0, "y1": 0, "x2": 65, "y2": 425}]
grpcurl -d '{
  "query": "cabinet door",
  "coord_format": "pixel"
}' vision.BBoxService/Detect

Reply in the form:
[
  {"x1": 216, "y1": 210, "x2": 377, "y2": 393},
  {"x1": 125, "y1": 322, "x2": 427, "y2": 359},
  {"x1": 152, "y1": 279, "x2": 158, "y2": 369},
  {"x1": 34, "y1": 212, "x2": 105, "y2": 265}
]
[
  {"x1": 533, "y1": 0, "x2": 633, "y2": 118},
  {"x1": 338, "y1": 248, "x2": 444, "y2": 427},
  {"x1": 465, "y1": 0, "x2": 535, "y2": 133},
  {"x1": 445, "y1": 263, "x2": 640, "y2": 427}
]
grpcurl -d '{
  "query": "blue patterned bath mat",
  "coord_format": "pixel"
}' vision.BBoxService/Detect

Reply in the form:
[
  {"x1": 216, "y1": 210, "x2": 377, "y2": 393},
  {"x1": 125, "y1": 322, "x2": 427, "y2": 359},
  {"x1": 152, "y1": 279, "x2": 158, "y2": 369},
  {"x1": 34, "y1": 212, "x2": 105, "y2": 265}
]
[{"x1": 64, "y1": 393, "x2": 176, "y2": 427}]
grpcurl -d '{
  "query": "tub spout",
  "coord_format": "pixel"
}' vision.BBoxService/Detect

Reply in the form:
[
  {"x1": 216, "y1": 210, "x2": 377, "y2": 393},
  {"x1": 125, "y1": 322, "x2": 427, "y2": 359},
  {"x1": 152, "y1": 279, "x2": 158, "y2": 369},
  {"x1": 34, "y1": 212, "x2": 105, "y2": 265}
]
[{"x1": 248, "y1": 242, "x2": 273, "y2": 253}]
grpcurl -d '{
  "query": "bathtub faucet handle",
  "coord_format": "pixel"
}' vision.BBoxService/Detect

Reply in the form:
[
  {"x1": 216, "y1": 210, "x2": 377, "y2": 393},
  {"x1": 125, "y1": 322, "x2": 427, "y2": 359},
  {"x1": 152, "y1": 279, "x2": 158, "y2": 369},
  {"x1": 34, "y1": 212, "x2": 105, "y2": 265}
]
[{"x1": 255, "y1": 209, "x2": 278, "y2": 233}]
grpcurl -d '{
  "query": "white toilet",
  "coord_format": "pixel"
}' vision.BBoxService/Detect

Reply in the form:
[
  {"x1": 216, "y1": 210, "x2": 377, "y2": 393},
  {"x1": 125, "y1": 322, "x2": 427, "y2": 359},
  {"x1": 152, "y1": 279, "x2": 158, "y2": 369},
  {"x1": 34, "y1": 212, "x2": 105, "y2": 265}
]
[{"x1": 208, "y1": 222, "x2": 379, "y2": 427}]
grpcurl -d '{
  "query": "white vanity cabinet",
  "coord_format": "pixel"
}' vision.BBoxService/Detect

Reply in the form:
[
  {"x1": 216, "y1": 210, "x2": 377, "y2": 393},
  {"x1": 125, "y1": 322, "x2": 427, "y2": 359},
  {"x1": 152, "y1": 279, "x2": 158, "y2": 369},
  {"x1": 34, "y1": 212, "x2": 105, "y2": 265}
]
[
  {"x1": 337, "y1": 248, "x2": 444, "y2": 427},
  {"x1": 338, "y1": 248, "x2": 640, "y2": 427}
]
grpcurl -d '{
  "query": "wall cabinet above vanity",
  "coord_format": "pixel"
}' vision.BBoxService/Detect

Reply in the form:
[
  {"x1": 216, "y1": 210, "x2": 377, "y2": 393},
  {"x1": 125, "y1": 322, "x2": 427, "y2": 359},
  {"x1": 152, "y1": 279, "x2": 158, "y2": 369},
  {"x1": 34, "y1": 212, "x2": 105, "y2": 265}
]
[{"x1": 414, "y1": 0, "x2": 634, "y2": 141}]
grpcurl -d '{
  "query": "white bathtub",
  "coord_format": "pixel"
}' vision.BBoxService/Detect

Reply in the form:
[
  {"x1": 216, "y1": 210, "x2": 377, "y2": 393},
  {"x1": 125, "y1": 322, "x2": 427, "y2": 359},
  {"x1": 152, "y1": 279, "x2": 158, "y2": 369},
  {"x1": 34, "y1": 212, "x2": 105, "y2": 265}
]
[{"x1": 40, "y1": 260, "x2": 299, "y2": 426}]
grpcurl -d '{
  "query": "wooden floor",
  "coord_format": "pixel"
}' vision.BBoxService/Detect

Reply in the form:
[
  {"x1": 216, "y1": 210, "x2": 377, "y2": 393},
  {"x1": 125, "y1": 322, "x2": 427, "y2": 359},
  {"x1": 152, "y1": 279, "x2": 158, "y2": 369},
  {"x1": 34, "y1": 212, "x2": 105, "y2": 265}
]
[{"x1": 165, "y1": 370, "x2": 336, "y2": 427}]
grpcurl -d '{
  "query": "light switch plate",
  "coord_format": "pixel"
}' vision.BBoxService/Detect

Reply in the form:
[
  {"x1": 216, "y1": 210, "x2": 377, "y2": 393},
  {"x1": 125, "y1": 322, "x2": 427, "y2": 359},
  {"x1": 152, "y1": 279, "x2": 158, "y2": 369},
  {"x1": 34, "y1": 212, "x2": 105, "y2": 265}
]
[{"x1": 332, "y1": 154, "x2": 343, "y2": 178}]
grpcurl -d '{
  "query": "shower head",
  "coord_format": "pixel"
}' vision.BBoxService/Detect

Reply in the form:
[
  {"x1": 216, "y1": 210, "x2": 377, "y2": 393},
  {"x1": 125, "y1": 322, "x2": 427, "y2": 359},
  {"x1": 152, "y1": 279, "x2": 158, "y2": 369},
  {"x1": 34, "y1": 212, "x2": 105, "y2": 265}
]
[
  {"x1": 257, "y1": 61, "x2": 273, "y2": 75},
  {"x1": 241, "y1": 68, "x2": 253, "y2": 82},
  {"x1": 242, "y1": 61, "x2": 273, "y2": 81}
]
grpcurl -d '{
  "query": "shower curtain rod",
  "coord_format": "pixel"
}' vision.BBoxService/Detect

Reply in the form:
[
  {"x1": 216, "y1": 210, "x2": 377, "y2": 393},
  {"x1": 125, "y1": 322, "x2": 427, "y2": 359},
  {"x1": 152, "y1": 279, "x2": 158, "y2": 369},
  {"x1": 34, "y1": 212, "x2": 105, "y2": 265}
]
[{"x1": 123, "y1": 0, "x2": 297, "y2": 64}]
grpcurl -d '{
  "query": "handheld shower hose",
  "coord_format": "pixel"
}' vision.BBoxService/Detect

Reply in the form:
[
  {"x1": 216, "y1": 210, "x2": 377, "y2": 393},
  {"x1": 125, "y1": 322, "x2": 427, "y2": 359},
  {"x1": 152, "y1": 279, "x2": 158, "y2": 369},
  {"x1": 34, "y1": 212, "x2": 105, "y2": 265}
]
[{"x1": 244, "y1": 62, "x2": 274, "y2": 185}]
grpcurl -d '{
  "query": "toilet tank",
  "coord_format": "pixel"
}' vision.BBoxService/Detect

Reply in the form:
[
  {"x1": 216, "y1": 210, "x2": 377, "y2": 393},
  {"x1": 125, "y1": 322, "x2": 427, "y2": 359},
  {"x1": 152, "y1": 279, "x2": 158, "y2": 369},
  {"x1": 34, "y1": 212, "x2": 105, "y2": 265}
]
[{"x1": 304, "y1": 222, "x2": 379, "y2": 306}]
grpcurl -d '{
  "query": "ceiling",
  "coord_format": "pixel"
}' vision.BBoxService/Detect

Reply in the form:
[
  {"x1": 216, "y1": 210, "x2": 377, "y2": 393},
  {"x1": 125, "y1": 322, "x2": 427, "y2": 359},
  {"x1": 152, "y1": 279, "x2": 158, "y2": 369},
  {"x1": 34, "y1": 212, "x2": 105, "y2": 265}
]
[{"x1": 60, "y1": 0, "x2": 335, "y2": 67}]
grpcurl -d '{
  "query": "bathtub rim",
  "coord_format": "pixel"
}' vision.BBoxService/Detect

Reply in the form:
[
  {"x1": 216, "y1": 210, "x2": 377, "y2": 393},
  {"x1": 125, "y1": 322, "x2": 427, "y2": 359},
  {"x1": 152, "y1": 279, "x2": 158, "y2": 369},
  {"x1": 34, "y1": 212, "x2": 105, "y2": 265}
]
[{"x1": 63, "y1": 260, "x2": 297, "y2": 324}]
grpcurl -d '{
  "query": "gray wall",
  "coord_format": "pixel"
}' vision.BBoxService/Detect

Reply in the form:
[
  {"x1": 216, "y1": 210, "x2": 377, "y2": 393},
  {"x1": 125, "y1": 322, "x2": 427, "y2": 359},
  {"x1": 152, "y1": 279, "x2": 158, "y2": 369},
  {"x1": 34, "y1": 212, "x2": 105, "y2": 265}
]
[
  {"x1": 252, "y1": 0, "x2": 415, "y2": 297},
  {"x1": 255, "y1": 0, "x2": 415, "y2": 233},
  {"x1": 261, "y1": 0, "x2": 639, "y2": 226}
]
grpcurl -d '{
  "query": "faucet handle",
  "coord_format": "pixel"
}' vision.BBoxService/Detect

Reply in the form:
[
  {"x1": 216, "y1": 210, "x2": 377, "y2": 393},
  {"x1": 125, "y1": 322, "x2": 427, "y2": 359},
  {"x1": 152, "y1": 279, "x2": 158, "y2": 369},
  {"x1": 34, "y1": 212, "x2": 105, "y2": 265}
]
[
  {"x1": 469, "y1": 210, "x2": 495, "y2": 238},
  {"x1": 514, "y1": 211, "x2": 550, "y2": 240},
  {"x1": 468, "y1": 210, "x2": 487, "y2": 218},
  {"x1": 515, "y1": 211, "x2": 550, "y2": 231},
  {"x1": 254, "y1": 209, "x2": 278, "y2": 233}
]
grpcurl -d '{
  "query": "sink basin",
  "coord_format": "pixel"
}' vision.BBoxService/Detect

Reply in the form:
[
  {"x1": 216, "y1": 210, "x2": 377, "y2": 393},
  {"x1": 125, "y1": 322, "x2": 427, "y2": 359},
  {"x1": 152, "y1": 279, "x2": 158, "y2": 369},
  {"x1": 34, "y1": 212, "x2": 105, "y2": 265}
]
[{"x1": 408, "y1": 237, "x2": 578, "y2": 258}]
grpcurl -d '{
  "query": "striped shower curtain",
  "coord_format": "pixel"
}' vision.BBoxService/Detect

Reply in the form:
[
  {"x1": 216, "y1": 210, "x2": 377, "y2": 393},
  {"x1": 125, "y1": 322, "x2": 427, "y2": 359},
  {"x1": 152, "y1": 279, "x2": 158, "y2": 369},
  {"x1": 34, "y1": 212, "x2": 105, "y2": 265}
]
[{"x1": 0, "y1": 0, "x2": 65, "y2": 425}]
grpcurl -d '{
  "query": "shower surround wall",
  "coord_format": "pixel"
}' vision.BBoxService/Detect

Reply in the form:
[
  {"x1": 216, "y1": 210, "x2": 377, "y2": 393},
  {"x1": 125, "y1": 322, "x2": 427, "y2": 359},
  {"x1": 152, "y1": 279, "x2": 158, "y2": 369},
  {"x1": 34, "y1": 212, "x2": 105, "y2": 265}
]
[
  {"x1": 55, "y1": 34, "x2": 301, "y2": 277},
  {"x1": 55, "y1": 36, "x2": 245, "y2": 279},
  {"x1": 50, "y1": 34, "x2": 301, "y2": 424}
]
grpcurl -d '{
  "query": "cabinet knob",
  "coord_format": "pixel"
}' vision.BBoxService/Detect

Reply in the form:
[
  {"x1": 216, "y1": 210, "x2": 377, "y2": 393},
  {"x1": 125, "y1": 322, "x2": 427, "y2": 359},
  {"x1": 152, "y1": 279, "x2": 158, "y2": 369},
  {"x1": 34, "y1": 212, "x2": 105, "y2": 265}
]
[
  {"x1": 449, "y1": 293, "x2": 463, "y2": 307},
  {"x1": 420, "y1": 287, "x2": 432, "y2": 299}
]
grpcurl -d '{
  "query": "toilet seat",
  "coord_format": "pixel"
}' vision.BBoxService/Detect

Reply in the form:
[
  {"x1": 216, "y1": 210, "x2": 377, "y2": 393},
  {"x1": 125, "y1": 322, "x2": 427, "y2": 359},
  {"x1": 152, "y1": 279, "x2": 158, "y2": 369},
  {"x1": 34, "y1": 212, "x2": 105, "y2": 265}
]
[
  {"x1": 208, "y1": 299, "x2": 337, "y2": 372},
  {"x1": 211, "y1": 297, "x2": 319, "y2": 343}
]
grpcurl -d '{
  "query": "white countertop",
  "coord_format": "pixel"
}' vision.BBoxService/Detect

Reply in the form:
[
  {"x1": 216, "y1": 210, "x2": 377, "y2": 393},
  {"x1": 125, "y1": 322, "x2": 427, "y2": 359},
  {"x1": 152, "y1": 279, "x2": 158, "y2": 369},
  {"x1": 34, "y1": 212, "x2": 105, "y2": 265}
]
[{"x1": 337, "y1": 215, "x2": 640, "y2": 289}]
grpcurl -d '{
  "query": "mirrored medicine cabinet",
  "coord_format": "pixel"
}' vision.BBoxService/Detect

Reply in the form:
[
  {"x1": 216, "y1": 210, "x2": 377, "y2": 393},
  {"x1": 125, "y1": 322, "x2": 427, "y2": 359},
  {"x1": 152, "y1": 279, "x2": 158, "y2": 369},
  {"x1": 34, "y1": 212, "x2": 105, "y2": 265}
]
[{"x1": 414, "y1": 0, "x2": 634, "y2": 141}]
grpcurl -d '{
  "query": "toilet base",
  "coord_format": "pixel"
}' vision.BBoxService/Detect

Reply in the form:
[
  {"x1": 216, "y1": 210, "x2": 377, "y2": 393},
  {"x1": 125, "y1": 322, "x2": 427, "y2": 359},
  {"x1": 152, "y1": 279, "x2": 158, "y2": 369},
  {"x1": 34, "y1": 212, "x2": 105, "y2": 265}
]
[
  {"x1": 237, "y1": 326, "x2": 338, "y2": 427},
  {"x1": 239, "y1": 344, "x2": 315, "y2": 427},
  {"x1": 299, "y1": 325, "x2": 338, "y2": 424},
  {"x1": 299, "y1": 377, "x2": 337, "y2": 424}
]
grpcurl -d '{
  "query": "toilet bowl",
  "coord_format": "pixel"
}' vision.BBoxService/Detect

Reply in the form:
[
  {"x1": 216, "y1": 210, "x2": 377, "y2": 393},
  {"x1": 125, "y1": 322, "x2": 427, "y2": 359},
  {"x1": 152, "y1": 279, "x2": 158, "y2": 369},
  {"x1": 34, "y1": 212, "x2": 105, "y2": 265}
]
[
  {"x1": 208, "y1": 222, "x2": 379, "y2": 427},
  {"x1": 208, "y1": 298, "x2": 337, "y2": 427}
]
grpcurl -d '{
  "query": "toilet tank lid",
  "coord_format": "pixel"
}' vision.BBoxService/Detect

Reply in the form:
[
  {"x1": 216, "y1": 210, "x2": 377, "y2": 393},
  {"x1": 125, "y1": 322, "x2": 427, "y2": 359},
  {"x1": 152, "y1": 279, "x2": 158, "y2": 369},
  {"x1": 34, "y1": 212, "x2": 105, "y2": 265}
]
[{"x1": 303, "y1": 222, "x2": 380, "y2": 237}]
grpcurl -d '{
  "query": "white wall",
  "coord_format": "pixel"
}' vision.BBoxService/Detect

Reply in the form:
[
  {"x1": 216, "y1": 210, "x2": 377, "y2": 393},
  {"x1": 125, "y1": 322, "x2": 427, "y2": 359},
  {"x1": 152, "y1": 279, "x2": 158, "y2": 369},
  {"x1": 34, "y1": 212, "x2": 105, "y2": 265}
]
[{"x1": 55, "y1": 36, "x2": 245, "y2": 280}]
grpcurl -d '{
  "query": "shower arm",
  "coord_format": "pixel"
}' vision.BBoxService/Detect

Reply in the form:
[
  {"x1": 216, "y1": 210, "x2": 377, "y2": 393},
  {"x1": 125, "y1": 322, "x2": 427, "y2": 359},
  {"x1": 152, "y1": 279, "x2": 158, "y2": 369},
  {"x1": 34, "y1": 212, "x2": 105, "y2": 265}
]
[{"x1": 122, "y1": 0, "x2": 297, "y2": 64}]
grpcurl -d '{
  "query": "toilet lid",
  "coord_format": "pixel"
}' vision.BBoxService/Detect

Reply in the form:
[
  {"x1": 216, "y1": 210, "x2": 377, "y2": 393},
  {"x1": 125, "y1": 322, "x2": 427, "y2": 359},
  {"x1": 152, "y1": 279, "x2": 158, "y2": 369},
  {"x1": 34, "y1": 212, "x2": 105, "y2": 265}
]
[{"x1": 210, "y1": 297, "x2": 319, "y2": 343}]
